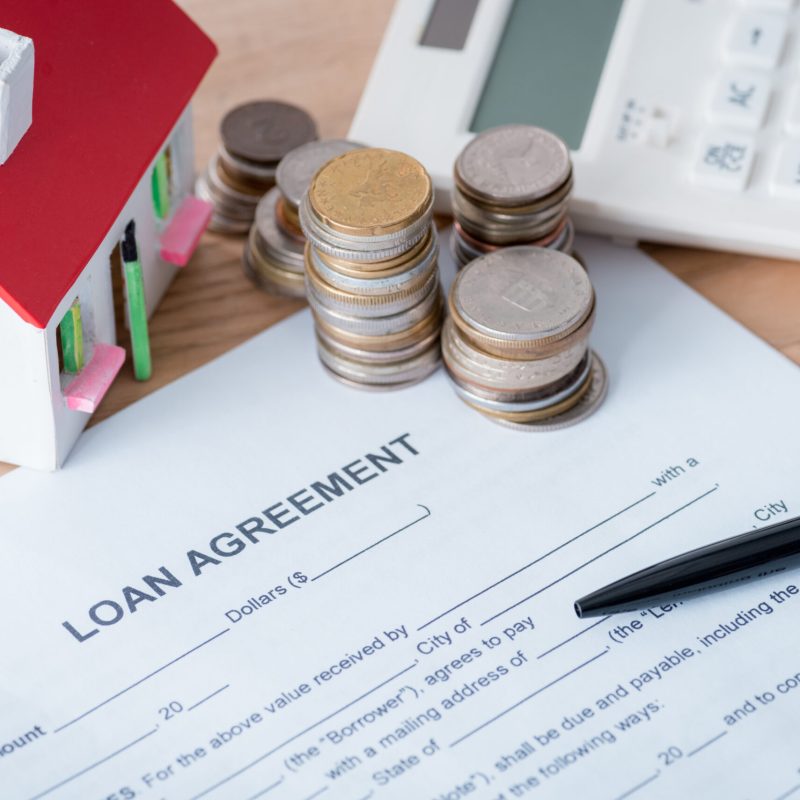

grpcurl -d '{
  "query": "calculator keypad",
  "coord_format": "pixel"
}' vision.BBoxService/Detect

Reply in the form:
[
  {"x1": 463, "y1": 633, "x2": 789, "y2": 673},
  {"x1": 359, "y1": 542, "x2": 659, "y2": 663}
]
[
  {"x1": 708, "y1": 71, "x2": 771, "y2": 129},
  {"x1": 770, "y1": 141, "x2": 800, "y2": 196},
  {"x1": 723, "y1": 11, "x2": 788, "y2": 68},
  {"x1": 785, "y1": 88, "x2": 800, "y2": 136},
  {"x1": 689, "y1": 5, "x2": 800, "y2": 196},
  {"x1": 692, "y1": 131, "x2": 756, "y2": 190}
]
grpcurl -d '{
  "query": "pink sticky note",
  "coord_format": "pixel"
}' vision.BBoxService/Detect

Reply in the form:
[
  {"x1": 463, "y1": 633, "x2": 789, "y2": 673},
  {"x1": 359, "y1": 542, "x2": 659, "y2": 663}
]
[
  {"x1": 64, "y1": 343, "x2": 126, "y2": 413},
  {"x1": 160, "y1": 195, "x2": 213, "y2": 266}
]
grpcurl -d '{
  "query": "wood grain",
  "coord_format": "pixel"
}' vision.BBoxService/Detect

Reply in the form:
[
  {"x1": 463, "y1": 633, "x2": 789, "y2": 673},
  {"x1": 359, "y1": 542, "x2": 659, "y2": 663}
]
[{"x1": 3, "y1": 0, "x2": 799, "y2": 476}]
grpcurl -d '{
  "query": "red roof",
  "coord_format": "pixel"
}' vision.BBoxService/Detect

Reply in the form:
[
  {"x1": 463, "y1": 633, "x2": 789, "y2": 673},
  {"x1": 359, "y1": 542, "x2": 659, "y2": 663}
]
[{"x1": 0, "y1": 0, "x2": 216, "y2": 328}]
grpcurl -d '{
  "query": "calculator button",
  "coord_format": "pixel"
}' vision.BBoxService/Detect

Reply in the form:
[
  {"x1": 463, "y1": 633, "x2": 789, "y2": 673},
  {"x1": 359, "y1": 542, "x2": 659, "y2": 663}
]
[
  {"x1": 770, "y1": 141, "x2": 800, "y2": 197},
  {"x1": 691, "y1": 131, "x2": 756, "y2": 190},
  {"x1": 723, "y1": 12, "x2": 788, "y2": 69},
  {"x1": 786, "y1": 88, "x2": 800, "y2": 136},
  {"x1": 708, "y1": 72, "x2": 771, "y2": 130}
]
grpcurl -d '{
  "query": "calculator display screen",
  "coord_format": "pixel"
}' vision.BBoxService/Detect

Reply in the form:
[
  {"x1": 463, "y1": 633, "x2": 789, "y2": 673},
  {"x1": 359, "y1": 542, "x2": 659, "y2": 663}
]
[{"x1": 470, "y1": 0, "x2": 623, "y2": 150}]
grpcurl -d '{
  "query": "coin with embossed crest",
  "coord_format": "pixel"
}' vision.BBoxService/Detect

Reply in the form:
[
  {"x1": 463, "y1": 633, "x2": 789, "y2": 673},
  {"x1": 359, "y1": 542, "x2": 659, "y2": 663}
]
[
  {"x1": 309, "y1": 148, "x2": 432, "y2": 237},
  {"x1": 451, "y1": 125, "x2": 575, "y2": 266},
  {"x1": 221, "y1": 101, "x2": 318, "y2": 164},
  {"x1": 455, "y1": 125, "x2": 571, "y2": 206},
  {"x1": 441, "y1": 246, "x2": 605, "y2": 430},
  {"x1": 451, "y1": 247, "x2": 593, "y2": 353}
]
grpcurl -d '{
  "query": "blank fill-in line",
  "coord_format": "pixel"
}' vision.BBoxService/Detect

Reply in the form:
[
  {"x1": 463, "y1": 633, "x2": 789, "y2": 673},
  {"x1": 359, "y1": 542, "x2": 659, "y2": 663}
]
[
  {"x1": 311, "y1": 504, "x2": 431, "y2": 581},
  {"x1": 482, "y1": 486, "x2": 720, "y2": 626},
  {"x1": 188, "y1": 684, "x2": 230, "y2": 711},
  {"x1": 537, "y1": 616, "x2": 611, "y2": 659},
  {"x1": 775, "y1": 785, "x2": 800, "y2": 800},
  {"x1": 416, "y1": 492, "x2": 656, "y2": 631},
  {"x1": 612, "y1": 771, "x2": 661, "y2": 800},
  {"x1": 28, "y1": 726, "x2": 158, "y2": 800},
  {"x1": 686, "y1": 729, "x2": 728, "y2": 757},
  {"x1": 54, "y1": 629, "x2": 230, "y2": 733},
  {"x1": 449, "y1": 649, "x2": 609, "y2": 748},
  {"x1": 303, "y1": 788, "x2": 329, "y2": 800},
  {"x1": 190, "y1": 661, "x2": 418, "y2": 799},
  {"x1": 245, "y1": 777, "x2": 284, "y2": 800}
]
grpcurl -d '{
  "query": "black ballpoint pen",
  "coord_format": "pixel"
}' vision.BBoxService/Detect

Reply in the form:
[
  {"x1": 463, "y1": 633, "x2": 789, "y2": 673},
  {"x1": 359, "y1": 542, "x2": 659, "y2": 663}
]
[{"x1": 574, "y1": 513, "x2": 800, "y2": 618}]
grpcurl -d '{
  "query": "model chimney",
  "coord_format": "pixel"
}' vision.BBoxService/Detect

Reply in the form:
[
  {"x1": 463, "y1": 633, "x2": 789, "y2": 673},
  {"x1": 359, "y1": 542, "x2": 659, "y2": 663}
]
[{"x1": 0, "y1": 27, "x2": 34, "y2": 165}]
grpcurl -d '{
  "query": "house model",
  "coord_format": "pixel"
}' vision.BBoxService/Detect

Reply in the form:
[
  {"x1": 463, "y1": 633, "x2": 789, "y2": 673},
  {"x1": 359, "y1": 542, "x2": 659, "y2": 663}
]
[{"x1": 0, "y1": 0, "x2": 216, "y2": 471}]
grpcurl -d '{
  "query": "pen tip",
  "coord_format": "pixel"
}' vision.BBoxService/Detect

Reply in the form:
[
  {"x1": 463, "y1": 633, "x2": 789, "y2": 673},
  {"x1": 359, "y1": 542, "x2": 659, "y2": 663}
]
[{"x1": 574, "y1": 600, "x2": 583, "y2": 619}]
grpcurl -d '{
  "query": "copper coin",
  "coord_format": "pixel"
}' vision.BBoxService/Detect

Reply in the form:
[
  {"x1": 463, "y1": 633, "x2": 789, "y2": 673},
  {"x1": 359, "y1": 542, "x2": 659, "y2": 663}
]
[{"x1": 221, "y1": 101, "x2": 318, "y2": 164}]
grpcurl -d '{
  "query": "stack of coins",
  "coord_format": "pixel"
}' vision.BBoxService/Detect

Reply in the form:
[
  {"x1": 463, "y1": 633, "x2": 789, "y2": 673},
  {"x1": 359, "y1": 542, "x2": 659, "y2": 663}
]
[
  {"x1": 442, "y1": 247, "x2": 607, "y2": 430},
  {"x1": 196, "y1": 101, "x2": 318, "y2": 234},
  {"x1": 451, "y1": 125, "x2": 575, "y2": 268},
  {"x1": 300, "y1": 148, "x2": 443, "y2": 389},
  {"x1": 243, "y1": 139, "x2": 362, "y2": 297}
]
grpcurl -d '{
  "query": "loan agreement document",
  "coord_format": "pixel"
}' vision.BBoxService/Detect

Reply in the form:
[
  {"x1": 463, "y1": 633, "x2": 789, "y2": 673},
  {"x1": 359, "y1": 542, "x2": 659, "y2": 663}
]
[{"x1": 2, "y1": 238, "x2": 800, "y2": 800}]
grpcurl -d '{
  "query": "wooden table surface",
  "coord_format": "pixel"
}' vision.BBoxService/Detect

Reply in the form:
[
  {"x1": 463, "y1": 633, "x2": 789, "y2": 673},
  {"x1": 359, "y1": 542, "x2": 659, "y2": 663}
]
[{"x1": 3, "y1": 0, "x2": 800, "y2": 476}]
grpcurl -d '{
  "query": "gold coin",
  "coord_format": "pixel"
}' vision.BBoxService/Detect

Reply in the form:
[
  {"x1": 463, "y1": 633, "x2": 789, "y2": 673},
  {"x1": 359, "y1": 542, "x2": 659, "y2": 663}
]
[{"x1": 309, "y1": 148, "x2": 432, "y2": 237}]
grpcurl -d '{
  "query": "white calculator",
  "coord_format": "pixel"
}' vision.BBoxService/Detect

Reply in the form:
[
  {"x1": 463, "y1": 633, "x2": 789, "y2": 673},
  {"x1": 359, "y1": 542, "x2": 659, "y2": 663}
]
[{"x1": 349, "y1": 0, "x2": 800, "y2": 259}]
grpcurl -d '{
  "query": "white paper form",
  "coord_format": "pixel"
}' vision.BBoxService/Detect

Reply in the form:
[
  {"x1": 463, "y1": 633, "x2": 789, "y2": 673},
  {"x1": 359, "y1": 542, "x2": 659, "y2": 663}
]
[{"x1": 2, "y1": 237, "x2": 800, "y2": 800}]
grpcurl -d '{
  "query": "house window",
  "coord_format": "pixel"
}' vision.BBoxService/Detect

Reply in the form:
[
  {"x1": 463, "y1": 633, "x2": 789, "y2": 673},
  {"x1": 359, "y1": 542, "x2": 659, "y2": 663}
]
[
  {"x1": 151, "y1": 146, "x2": 174, "y2": 220},
  {"x1": 57, "y1": 299, "x2": 85, "y2": 374}
]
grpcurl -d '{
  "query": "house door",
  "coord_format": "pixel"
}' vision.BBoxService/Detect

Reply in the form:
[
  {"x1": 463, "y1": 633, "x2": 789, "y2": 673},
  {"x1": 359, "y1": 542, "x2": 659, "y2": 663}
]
[{"x1": 109, "y1": 221, "x2": 152, "y2": 381}]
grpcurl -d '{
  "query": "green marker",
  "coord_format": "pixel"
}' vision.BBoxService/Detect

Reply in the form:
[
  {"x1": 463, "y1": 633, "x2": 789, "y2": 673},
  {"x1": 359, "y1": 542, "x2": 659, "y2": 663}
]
[
  {"x1": 151, "y1": 151, "x2": 171, "y2": 220},
  {"x1": 59, "y1": 300, "x2": 84, "y2": 374},
  {"x1": 121, "y1": 221, "x2": 152, "y2": 381}
]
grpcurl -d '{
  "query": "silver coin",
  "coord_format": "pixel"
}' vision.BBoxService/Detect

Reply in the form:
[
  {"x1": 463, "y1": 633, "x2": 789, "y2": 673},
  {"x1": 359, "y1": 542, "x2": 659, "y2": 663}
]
[
  {"x1": 450, "y1": 226, "x2": 483, "y2": 265},
  {"x1": 309, "y1": 283, "x2": 441, "y2": 335},
  {"x1": 306, "y1": 257, "x2": 439, "y2": 318},
  {"x1": 318, "y1": 361, "x2": 436, "y2": 392},
  {"x1": 453, "y1": 247, "x2": 593, "y2": 344},
  {"x1": 316, "y1": 323, "x2": 441, "y2": 365},
  {"x1": 447, "y1": 354, "x2": 592, "y2": 414},
  {"x1": 317, "y1": 337, "x2": 441, "y2": 385},
  {"x1": 456, "y1": 125, "x2": 571, "y2": 205},
  {"x1": 195, "y1": 173, "x2": 257, "y2": 222},
  {"x1": 485, "y1": 353, "x2": 608, "y2": 431},
  {"x1": 276, "y1": 139, "x2": 363, "y2": 211},
  {"x1": 253, "y1": 188, "x2": 305, "y2": 271},
  {"x1": 453, "y1": 191, "x2": 570, "y2": 238},
  {"x1": 242, "y1": 248, "x2": 306, "y2": 298},
  {"x1": 456, "y1": 212, "x2": 568, "y2": 246},
  {"x1": 441, "y1": 316, "x2": 590, "y2": 392},
  {"x1": 308, "y1": 231, "x2": 438, "y2": 295},
  {"x1": 453, "y1": 178, "x2": 573, "y2": 225},
  {"x1": 206, "y1": 152, "x2": 263, "y2": 207},
  {"x1": 208, "y1": 215, "x2": 252, "y2": 235},
  {"x1": 557, "y1": 218, "x2": 575, "y2": 254},
  {"x1": 219, "y1": 144, "x2": 278, "y2": 183}
]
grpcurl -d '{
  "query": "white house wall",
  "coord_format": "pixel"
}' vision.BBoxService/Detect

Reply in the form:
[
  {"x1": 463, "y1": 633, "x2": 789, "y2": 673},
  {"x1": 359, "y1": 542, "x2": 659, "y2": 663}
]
[
  {"x1": 45, "y1": 104, "x2": 197, "y2": 469},
  {"x1": 0, "y1": 297, "x2": 55, "y2": 470}
]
